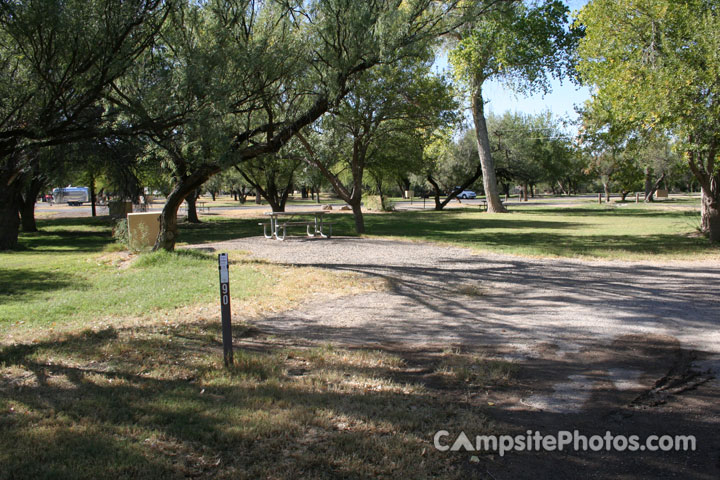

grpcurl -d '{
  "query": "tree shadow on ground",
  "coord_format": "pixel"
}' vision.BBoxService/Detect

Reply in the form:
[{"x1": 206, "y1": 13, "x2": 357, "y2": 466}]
[
  {"x1": 1, "y1": 321, "x2": 717, "y2": 479},
  {"x1": 520, "y1": 207, "x2": 701, "y2": 218},
  {"x1": 17, "y1": 218, "x2": 113, "y2": 252},
  {"x1": 0, "y1": 268, "x2": 88, "y2": 300}
]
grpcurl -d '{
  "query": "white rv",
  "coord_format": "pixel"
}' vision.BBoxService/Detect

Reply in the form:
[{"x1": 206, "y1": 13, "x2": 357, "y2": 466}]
[{"x1": 52, "y1": 187, "x2": 90, "y2": 206}]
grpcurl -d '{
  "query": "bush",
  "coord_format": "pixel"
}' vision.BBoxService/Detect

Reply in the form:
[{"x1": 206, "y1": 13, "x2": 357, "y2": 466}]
[
  {"x1": 365, "y1": 195, "x2": 395, "y2": 212},
  {"x1": 112, "y1": 219, "x2": 129, "y2": 248}
]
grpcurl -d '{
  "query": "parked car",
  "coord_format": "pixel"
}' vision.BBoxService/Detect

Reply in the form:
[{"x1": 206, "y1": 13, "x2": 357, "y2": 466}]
[{"x1": 457, "y1": 189, "x2": 476, "y2": 199}]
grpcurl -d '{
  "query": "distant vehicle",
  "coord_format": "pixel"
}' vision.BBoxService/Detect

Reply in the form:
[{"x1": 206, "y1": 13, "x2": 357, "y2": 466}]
[
  {"x1": 457, "y1": 189, "x2": 476, "y2": 199},
  {"x1": 52, "y1": 187, "x2": 90, "y2": 206}
]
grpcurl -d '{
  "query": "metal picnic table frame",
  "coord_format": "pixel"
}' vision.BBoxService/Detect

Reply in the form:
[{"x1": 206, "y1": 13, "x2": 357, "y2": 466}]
[{"x1": 261, "y1": 210, "x2": 332, "y2": 241}]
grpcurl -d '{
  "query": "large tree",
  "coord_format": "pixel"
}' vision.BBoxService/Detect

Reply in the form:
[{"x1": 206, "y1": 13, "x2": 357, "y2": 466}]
[
  {"x1": 449, "y1": 0, "x2": 577, "y2": 213},
  {"x1": 576, "y1": 0, "x2": 720, "y2": 241},
  {"x1": 113, "y1": 0, "x2": 475, "y2": 249},
  {"x1": 0, "y1": 0, "x2": 169, "y2": 249},
  {"x1": 234, "y1": 152, "x2": 301, "y2": 213},
  {"x1": 423, "y1": 128, "x2": 484, "y2": 210},
  {"x1": 298, "y1": 60, "x2": 457, "y2": 233}
]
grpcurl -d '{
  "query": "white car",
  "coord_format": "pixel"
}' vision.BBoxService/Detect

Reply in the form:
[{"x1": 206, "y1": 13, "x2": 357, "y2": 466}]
[{"x1": 457, "y1": 189, "x2": 476, "y2": 199}]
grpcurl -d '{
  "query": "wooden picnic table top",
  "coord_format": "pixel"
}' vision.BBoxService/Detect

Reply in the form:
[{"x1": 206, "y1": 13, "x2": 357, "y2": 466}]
[{"x1": 263, "y1": 210, "x2": 327, "y2": 216}]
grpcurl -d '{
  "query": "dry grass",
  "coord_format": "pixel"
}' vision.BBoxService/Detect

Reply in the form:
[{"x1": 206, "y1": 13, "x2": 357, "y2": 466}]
[
  {"x1": 436, "y1": 349, "x2": 519, "y2": 386},
  {"x1": 0, "y1": 319, "x2": 509, "y2": 479}
]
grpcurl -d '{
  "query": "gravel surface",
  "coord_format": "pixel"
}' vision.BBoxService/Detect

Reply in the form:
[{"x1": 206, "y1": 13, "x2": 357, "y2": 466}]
[
  {"x1": 194, "y1": 236, "x2": 720, "y2": 362},
  {"x1": 189, "y1": 236, "x2": 720, "y2": 475}
]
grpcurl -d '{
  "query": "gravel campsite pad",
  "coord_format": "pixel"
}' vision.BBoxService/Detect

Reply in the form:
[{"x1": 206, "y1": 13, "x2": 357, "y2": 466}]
[{"x1": 189, "y1": 236, "x2": 720, "y2": 478}]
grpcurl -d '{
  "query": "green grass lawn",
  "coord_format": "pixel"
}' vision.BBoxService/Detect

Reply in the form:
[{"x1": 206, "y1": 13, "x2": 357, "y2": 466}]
[
  {"x1": 0, "y1": 219, "x2": 268, "y2": 335},
  {"x1": 183, "y1": 202, "x2": 717, "y2": 261},
  {"x1": 0, "y1": 217, "x2": 375, "y2": 336}
]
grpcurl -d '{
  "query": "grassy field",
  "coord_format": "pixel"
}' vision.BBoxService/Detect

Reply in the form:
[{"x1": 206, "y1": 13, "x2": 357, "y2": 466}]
[
  {"x1": 0, "y1": 218, "x2": 379, "y2": 336},
  {"x1": 1, "y1": 202, "x2": 717, "y2": 478},
  {"x1": 1, "y1": 320, "x2": 509, "y2": 479},
  {"x1": 182, "y1": 202, "x2": 717, "y2": 261}
]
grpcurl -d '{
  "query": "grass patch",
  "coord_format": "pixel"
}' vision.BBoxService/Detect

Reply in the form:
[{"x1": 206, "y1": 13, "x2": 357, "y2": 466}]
[
  {"x1": 357, "y1": 206, "x2": 716, "y2": 260},
  {"x1": 436, "y1": 349, "x2": 518, "y2": 386},
  {"x1": 177, "y1": 202, "x2": 717, "y2": 261},
  {"x1": 1, "y1": 218, "x2": 383, "y2": 339},
  {"x1": 0, "y1": 321, "x2": 503, "y2": 479}
]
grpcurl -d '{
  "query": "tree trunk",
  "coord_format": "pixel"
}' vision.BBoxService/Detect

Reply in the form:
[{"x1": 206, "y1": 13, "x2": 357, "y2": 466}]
[
  {"x1": 427, "y1": 175, "x2": 444, "y2": 210},
  {"x1": 19, "y1": 196, "x2": 38, "y2": 232},
  {"x1": 701, "y1": 185, "x2": 720, "y2": 242},
  {"x1": 211, "y1": 192, "x2": 216, "y2": 201},
  {"x1": 186, "y1": 192, "x2": 200, "y2": 223},
  {"x1": 522, "y1": 183, "x2": 529, "y2": 201},
  {"x1": 154, "y1": 169, "x2": 219, "y2": 251},
  {"x1": 255, "y1": 193, "x2": 261, "y2": 204},
  {"x1": 620, "y1": 190, "x2": 629, "y2": 202},
  {"x1": 471, "y1": 80, "x2": 506, "y2": 213},
  {"x1": 350, "y1": 199, "x2": 364, "y2": 234},
  {"x1": 155, "y1": 190, "x2": 185, "y2": 252},
  {"x1": 645, "y1": 172, "x2": 666, "y2": 203},
  {"x1": 603, "y1": 182, "x2": 611, "y2": 202},
  {"x1": 557, "y1": 180, "x2": 568, "y2": 195},
  {"x1": 90, "y1": 176, "x2": 97, "y2": 217},
  {"x1": 19, "y1": 176, "x2": 44, "y2": 232},
  {"x1": 0, "y1": 178, "x2": 23, "y2": 250},
  {"x1": 643, "y1": 167, "x2": 654, "y2": 202},
  {"x1": 427, "y1": 166, "x2": 482, "y2": 211}
]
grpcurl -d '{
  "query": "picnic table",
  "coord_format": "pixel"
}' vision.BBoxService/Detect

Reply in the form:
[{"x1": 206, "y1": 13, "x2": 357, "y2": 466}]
[{"x1": 260, "y1": 210, "x2": 333, "y2": 241}]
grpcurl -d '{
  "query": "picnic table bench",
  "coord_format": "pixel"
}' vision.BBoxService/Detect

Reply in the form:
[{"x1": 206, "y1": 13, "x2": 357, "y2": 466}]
[{"x1": 260, "y1": 210, "x2": 333, "y2": 241}]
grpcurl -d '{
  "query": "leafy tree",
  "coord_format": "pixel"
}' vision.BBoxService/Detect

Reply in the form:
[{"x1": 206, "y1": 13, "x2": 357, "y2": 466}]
[
  {"x1": 576, "y1": 0, "x2": 720, "y2": 241},
  {"x1": 488, "y1": 111, "x2": 553, "y2": 200},
  {"x1": 580, "y1": 101, "x2": 635, "y2": 201},
  {"x1": 424, "y1": 128, "x2": 484, "y2": 210},
  {"x1": 0, "y1": 0, "x2": 169, "y2": 249},
  {"x1": 113, "y1": 0, "x2": 471, "y2": 249},
  {"x1": 295, "y1": 164, "x2": 327, "y2": 203},
  {"x1": 366, "y1": 127, "x2": 426, "y2": 210},
  {"x1": 449, "y1": 0, "x2": 577, "y2": 213},
  {"x1": 298, "y1": 60, "x2": 457, "y2": 232},
  {"x1": 203, "y1": 175, "x2": 223, "y2": 202},
  {"x1": 638, "y1": 135, "x2": 681, "y2": 202},
  {"x1": 234, "y1": 151, "x2": 301, "y2": 212}
]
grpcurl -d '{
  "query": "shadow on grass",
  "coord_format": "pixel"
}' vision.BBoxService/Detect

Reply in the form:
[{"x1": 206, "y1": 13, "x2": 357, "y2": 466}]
[
  {"x1": 433, "y1": 231, "x2": 712, "y2": 257},
  {"x1": 1, "y1": 321, "x2": 717, "y2": 478},
  {"x1": 15, "y1": 216, "x2": 114, "y2": 252},
  {"x1": 177, "y1": 218, "x2": 262, "y2": 245},
  {"x1": 0, "y1": 269, "x2": 89, "y2": 299},
  {"x1": 174, "y1": 209, "x2": 715, "y2": 258},
  {"x1": 0, "y1": 324, "x2": 484, "y2": 479},
  {"x1": 520, "y1": 207, "x2": 701, "y2": 218}
]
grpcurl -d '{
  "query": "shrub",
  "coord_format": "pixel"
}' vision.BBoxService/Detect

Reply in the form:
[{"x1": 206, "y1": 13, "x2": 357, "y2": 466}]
[{"x1": 112, "y1": 219, "x2": 129, "y2": 248}]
